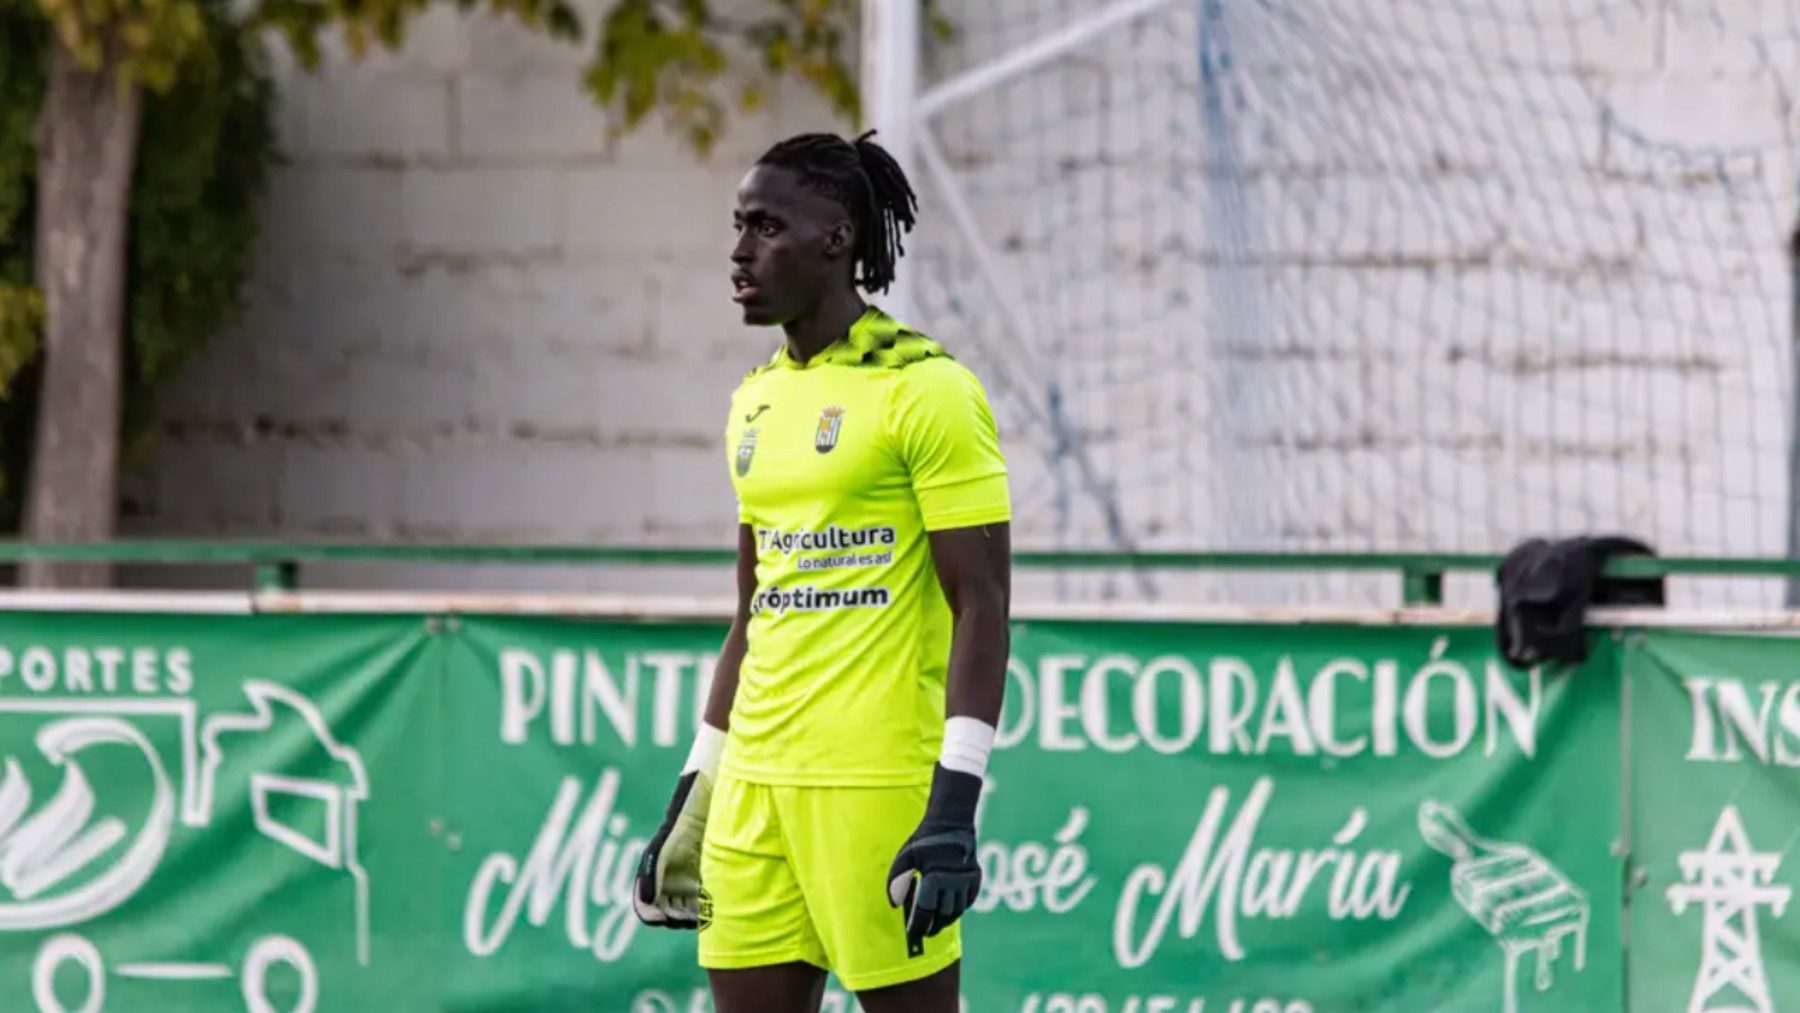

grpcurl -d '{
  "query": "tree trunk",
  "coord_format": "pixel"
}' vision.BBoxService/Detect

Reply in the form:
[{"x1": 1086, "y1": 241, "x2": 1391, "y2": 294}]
[{"x1": 21, "y1": 38, "x2": 142, "y2": 589}]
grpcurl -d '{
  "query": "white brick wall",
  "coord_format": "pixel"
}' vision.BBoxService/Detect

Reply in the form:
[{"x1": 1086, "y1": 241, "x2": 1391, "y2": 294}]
[
  {"x1": 130, "y1": 0, "x2": 1800, "y2": 606},
  {"x1": 125, "y1": 2, "x2": 834, "y2": 592}
]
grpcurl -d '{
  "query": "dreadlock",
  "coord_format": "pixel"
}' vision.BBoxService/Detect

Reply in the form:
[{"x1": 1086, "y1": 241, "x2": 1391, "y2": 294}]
[{"x1": 755, "y1": 130, "x2": 919, "y2": 294}]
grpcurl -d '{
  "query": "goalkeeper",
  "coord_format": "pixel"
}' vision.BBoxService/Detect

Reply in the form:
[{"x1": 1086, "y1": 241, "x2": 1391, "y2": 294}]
[{"x1": 633, "y1": 129, "x2": 1013, "y2": 1013}]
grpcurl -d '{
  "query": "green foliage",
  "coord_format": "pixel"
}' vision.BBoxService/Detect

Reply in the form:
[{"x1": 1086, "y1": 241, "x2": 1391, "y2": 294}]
[
  {"x1": 589, "y1": 0, "x2": 955, "y2": 156},
  {"x1": 35, "y1": 0, "x2": 207, "y2": 92},
  {"x1": 0, "y1": 8, "x2": 49, "y2": 405},
  {"x1": 250, "y1": 0, "x2": 581, "y2": 71},
  {"x1": 127, "y1": 2, "x2": 279, "y2": 395},
  {"x1": 0, "y1": 0, "x2": 277, "y2": 523}
]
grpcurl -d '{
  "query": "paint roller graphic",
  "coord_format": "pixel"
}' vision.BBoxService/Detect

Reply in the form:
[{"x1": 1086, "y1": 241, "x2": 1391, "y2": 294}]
[{"x1": 1418, "y1": 801, "x2": 1589, "y2": 1013}]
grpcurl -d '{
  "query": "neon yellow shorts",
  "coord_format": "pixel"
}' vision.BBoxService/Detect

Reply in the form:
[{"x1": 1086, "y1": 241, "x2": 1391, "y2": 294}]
[{"x1": 697, "y1": 770, "x2": 961, "y2": 993}]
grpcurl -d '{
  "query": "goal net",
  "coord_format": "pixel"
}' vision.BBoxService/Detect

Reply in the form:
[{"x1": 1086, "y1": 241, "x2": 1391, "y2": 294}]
[{"x1": 910, "y1": 0, "x2": 1800, "y2": 606}]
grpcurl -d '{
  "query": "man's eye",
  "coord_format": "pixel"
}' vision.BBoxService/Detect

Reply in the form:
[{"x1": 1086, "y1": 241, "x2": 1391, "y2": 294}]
[{"x1": 759, "y1": 221, "x2": 781, "y2": 237}]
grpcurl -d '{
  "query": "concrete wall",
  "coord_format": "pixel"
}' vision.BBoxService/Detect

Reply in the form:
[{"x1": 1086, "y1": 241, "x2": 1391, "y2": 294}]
[
  {"x1": 123, "y1": 0, "x2": 848, "y2": 592},
  {"x1": 127, "y1": 0, "x2": 1800, "y2": 605}
]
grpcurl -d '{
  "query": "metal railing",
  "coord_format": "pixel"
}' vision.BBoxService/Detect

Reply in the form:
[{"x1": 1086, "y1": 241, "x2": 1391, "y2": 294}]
[{"x1": 0, "y1": 540, "x2": 1786, "y2": 605}]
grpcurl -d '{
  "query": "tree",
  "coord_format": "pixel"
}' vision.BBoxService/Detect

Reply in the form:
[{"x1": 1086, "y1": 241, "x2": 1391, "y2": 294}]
[
  {"x1": 0, "y1": 0, "x2": 277, "y2": 586},
  {"x1": 9, "y1": 0, "x2": 948, "y2": 588},
  {"x1": 0, "y1": 0, "x2": 278, "y2": 588}
]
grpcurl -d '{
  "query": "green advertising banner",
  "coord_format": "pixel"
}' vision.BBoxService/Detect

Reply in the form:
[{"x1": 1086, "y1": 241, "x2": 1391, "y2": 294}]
[
  {"x1": 445, "y1": 615, "x2": 724, "y2": 1013},
  {"x1": 0, "y1": 612, "x2": 446, "y2": 1013},
  {"x1": 1626, "y1": 630, "x2": 1800, "y2": 1013},
  {"x1": 0, "y1": 611, "x2": 1635, "y2": 1013},
  {"x1": 445, "y1": 618, "x2": 1625, "y2": 1013},
  {"x1": 974, "y1": 622, "x2": 1621, "y2": 1013}
]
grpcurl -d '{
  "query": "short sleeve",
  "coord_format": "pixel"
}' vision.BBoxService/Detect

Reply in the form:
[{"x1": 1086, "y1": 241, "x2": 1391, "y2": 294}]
[
  {"x1": 725, "y1": 386, "x2": 755, "y2": 526},
  {"x1": 889, "y1": 359, "x2": 1011, "y2": 531}
]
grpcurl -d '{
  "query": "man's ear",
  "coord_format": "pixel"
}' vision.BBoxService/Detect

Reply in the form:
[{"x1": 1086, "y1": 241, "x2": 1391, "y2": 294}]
[{"x1": 824, "y1": 220, "x2": 854, "y2": 259}]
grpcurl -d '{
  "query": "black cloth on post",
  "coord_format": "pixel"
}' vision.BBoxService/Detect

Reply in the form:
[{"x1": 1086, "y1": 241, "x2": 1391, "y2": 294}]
[{"x1": 1494, "y1": 536, "x2": 1663, "y2": 667}]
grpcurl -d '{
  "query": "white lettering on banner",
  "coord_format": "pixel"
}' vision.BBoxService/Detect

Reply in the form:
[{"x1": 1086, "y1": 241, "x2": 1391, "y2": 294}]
[
  {"x1": 630, "y1": 987, "x2": 968, "y2": 1013},
  {"x1": 628, "y1": 992, "x2": 711, "y2": 1013},
  {"x1": 1020, "y1": 996, "x2": 1313, "y2": 1013},
  {"x1": 497, "y1": 650, "x2": 715, "y2": 749},
  {"x1": 0, "y1": 646, "x2": 193, "y2": 697},
  {"x1": 1681, "y1": 676, "x2": 1800, "y2": 766},
  {"x1": 998, "y1": 639, "x2": 1540, "y2": 761},
  {"x1": 972, "y1": 778, "x2": 1098, "y2": 915},
  {"x1": 1112, "y1": 777, "x2": 1410, "y2": 966},
  {"x1": 463, "y1": 768, "x2": 648, "y2": 962}
]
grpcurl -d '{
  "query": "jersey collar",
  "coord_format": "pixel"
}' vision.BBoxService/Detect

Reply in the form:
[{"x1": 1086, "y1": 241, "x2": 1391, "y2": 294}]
[{"x1": 765, "y1": 306, "x2": 947, "y2": 370}]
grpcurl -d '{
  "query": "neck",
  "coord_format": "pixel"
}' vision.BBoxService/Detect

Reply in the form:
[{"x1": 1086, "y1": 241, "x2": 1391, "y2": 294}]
[{"x1": 783, "y1": 288, "x2": 867, "y2": 364}]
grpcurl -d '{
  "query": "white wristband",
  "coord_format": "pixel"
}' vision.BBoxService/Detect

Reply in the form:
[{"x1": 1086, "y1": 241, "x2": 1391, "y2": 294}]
[
  {"x1": 939, "y1": 716, "x2": 996, "y2": 778},
  {"x1": 684, "y1": 722, "x2": 727, "y2": 776}
]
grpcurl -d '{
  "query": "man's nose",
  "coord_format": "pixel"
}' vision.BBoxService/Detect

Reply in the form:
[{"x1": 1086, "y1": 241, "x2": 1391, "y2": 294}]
[{"x1": 731, "y1": 234, "x2": 754, "y2": 263}]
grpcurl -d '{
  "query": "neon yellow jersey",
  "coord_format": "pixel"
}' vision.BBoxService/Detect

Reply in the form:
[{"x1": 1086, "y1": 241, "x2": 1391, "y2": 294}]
[{"x1": 721, "y1": 308, "x2": 1011, "y2": 787}]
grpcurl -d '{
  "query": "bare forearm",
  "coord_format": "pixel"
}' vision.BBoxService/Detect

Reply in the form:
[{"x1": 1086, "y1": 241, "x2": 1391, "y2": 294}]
[
  {"x1": 944, "y1": 597, "x2": 1008, "y2": 726},
  {"x1": 704, "y1": 522, "x2": 758, "y2": 733},
  {"x1": 704, "y1": 619, "x2": 747, "y2": 731},
  {"x1": 932, "y1": 522, "x2": 1012, "y2": 732}
]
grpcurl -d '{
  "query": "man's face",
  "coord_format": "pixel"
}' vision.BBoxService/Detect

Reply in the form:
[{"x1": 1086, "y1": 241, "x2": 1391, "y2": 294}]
[{"x1": 731, "y1": 165, "x2": 851, "y2": 327}]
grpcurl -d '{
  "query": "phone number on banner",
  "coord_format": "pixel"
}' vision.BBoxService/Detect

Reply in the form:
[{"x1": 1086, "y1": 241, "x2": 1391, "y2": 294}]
[
  {"x1": 632, "y1": 991, "x2": 1309, "y2": 1013},
  {"x1": 1023, "y1": 997, "x2": 1313, "y2": 1013}
]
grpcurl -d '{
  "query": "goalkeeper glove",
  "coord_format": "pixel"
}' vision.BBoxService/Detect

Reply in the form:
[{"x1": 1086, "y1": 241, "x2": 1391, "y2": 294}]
[
  {"x1": 886, "y1": 762, "x2": 984, "y2": 956},
  {"x1": 633, "y1": 722, "x2": 725, "y2": 930}
]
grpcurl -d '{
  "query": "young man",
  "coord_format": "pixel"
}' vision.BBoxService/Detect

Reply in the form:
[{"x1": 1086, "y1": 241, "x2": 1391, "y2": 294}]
[{"x1": 632, "y1": 130, "x2": 1012, "y2": 1013}]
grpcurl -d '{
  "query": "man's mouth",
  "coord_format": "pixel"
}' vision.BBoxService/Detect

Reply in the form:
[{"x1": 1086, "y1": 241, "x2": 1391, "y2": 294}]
[{"x1": 732, "y1": 274, "x2": 760, "y2": 304}]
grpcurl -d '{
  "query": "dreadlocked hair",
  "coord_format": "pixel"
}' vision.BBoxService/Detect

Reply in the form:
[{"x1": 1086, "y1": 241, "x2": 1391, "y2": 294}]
[{"x1": 756, "y1": 130, "x2": 919, "y2": 294}]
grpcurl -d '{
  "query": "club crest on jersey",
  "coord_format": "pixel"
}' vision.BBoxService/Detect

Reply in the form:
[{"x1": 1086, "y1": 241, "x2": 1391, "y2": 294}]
[
  {"x1": 815, "y1": 406, "x2": 845, "y2": 454},
  {"x1": 736, "y1": 427, "x2": 759, "y2": 476}
]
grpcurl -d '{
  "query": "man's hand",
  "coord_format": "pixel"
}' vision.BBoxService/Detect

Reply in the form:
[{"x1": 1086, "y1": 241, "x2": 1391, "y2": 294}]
[
  {"x1": 887, "y1": 763, "x2": 984, "y2": 955},
  {"x1": 634, "y1": 724, "x2": 725, "y2": 929}
]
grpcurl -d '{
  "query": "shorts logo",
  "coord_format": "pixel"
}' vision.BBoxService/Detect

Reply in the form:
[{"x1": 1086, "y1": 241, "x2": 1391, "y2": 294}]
[
  {"x1": 735, "y1": 427, "x2": 759, "y2": 477},
  {"x1": 815, "y1": 406, "x2": 844, "y2": 454},
  {"x1": 697, "y1": 886, "x2": 713, "y2": 931}
]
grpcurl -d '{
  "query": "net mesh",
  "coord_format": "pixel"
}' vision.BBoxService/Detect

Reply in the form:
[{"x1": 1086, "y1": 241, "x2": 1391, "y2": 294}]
[{"x1": 911, "y1": 0, "x2": 1800, "y2": 606}]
